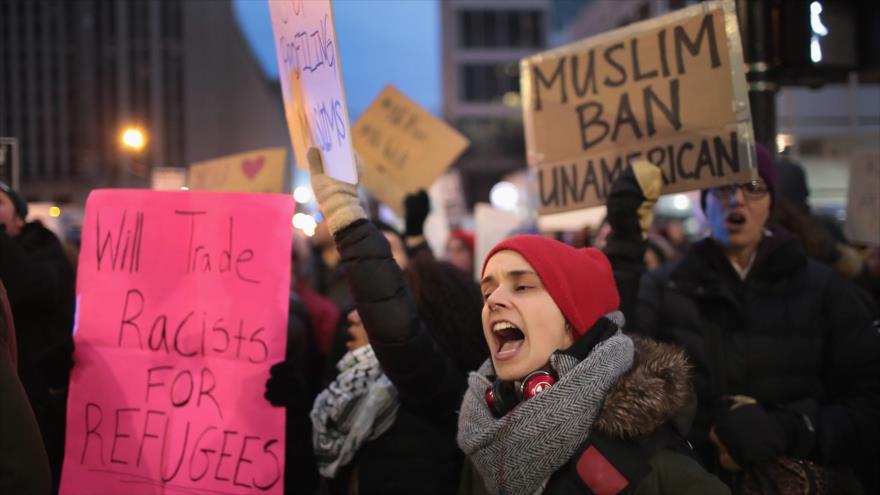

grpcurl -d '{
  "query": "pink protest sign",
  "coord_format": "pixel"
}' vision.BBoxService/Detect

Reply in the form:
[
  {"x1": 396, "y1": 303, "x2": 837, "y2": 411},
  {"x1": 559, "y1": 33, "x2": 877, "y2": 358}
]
[{"x1": 60, "y1": 190, "x2": 294, "y2": 495}]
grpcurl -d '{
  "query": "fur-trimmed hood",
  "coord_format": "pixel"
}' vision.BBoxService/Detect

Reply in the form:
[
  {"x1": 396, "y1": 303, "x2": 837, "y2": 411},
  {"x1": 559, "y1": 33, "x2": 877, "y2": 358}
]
[{"x1": 595, "y1": 336, "x2": 694, "y2": 440}]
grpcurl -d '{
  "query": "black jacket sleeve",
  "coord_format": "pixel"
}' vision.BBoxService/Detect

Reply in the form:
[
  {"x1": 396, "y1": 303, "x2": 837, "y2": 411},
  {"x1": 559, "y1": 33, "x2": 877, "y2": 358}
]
[
  {"x1": 335, "y1": 220, "x2": 466, "y2": 420},
  {"x1": 604, "y1": 235, "x2": 648, "y2": 330}
]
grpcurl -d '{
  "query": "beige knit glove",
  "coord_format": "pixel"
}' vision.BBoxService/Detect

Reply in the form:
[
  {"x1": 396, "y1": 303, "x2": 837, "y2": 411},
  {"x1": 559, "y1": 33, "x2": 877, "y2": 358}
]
[
  {"x1": 633, "y1": 160, "x2": 662, "y2": 236},
  {"x1": 308, "y1": 148, "x2": 366, "y2": 236}
]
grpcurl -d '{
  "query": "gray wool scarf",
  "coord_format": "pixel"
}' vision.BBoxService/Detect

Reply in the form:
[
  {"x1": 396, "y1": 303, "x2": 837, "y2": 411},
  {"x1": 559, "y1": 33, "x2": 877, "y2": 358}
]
[{"x1": 457, "y1": 329, "x2": 634, "y2": 495}]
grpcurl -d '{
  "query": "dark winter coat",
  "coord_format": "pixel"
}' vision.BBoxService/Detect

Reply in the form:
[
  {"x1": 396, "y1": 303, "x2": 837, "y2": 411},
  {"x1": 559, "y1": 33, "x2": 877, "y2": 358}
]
[
  {"x1": 0, "y1": 222, "x2": 75, "y2": 491},
  {"x1": 281, "y1": 295, "x2": 321, "y2": 495},
  {"x1": 630, "y1": 232, "x2": 880, "y2": 486},
  {"x1": 0, "y1": 280, "x2": 51, "y2": 494},
  {"x1": 331, "y1": 219, "x2": 472, "y2": 494}
]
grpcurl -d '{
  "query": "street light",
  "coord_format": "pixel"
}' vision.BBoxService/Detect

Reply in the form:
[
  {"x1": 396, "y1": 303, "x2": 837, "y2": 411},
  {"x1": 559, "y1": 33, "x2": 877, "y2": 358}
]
[{"x1": 120, "y1": 126, "x2": 146, "y2": 152}]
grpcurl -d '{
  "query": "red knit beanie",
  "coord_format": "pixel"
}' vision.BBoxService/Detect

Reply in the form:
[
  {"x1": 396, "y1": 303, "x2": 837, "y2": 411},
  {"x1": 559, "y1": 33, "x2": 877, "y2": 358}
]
[
  {"x1": 449, "y1": 229, "x2": 475, "y2": 254},
  {"x1": 481, "y1": 235, "x2": 620, "y2": 337}
]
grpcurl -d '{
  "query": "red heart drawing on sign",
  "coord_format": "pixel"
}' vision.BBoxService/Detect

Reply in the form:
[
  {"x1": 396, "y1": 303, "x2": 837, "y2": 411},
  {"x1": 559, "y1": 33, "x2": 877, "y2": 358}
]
[{"x1": 241, "y1": 157, "x2": 265, "y2": 180}]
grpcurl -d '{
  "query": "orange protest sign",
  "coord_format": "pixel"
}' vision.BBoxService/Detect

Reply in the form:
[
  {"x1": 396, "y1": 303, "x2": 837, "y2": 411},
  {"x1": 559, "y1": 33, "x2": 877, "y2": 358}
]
[
  {"x1": 354, "y1": 85, "x2": 470, "y2": 214},
  {"x1": 188, "y1": 148, "x2": 287, "y2": 193}
]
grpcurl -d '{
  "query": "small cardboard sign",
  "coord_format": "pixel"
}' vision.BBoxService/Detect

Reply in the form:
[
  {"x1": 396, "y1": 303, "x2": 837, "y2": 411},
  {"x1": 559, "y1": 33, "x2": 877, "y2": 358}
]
[
  {"x1": 269, "y1": 0, "x2": 357, "y2": 184},
  {"x1": 353, "y1": 85, "x2": 470, "y2": 214},
  {"x1": 188, "y1": 148, "x2": 287, "y2": 193},
  {"x1": 60, "y1": 190, "x2": 294, "y2": 495},
  {"x1": 845, "y1": 152, "x2": 880, "y2": 246},
  {"x1": 520, "y1": 0, "x2": 755, "y2": 214}
]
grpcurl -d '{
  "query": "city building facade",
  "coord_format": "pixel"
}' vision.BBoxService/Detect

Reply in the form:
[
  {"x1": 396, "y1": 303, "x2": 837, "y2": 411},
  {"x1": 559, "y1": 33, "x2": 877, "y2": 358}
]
[
  {"x1": 441, "y1": 0, "x2": 552, "y2": 208},
  {"x1": 0, "y1": 0, "x2": 287, "y2": 206}
]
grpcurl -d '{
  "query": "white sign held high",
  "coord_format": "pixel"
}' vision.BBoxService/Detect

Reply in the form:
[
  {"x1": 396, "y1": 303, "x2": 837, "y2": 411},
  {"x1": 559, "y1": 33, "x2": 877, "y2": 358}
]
[{"x1": 269, "y1": 0, "x2": 357, "y2": 184}]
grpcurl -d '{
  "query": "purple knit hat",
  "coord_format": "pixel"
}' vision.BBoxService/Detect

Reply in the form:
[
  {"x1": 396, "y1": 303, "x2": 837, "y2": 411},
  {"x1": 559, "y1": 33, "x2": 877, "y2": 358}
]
[{"x1": 701, "y1": 143, "x2": 777, "y2": 209}]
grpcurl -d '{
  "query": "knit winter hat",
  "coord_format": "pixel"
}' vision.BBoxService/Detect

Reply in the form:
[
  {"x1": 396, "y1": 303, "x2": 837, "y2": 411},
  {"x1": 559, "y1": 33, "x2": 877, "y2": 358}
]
[
  {"x1": 449, "y1": 229, "x2": 475, "y2": 254},
  {"x1": 0, "y1": 181, "x2": 27, "y2": 220},
  {"x1": 481, "y1": 235, "x2": 620, "y2": 337},
  {"x1": 701, "y1": 143, "x2": 777, "y2": 210}
]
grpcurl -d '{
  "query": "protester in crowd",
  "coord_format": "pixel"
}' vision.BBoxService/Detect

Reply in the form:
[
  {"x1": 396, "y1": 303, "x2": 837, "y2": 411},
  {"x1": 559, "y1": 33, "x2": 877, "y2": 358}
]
[
  {"x1": 0, "y1": 280, "x2": 52, "y2": 494},
  {"x1": 0, "y1": 181, "x2": 75, "y2": 492},
  {"x1": 374, "y1": 220, "x2": 411, "y2": 271},
  {"x1": 445, "y1": 228, "x2": 476, "y2": 277},
  {"x1": 308, "y1": 148, "x2": 724, "y2": 495},
  {"x1": 656, "y1": 217, "x2": 691, "y2": 260},
  {"x1": 458, "y1": 236, "x2": 726, "y2": 495},
  {"x1": 307, "y1": 149, "x2": 489, "y2": 494},
  {"x1": 264, "y1": 282, "x2": 322, "y2": 495},
  {"x1": 307, "y1": 221, "x2": 353, "y2": 310},
  {"x1": 644, "y1": 233, "x2": 676, "y2": 271},
  {"x1": 774, "y1": 158, "x2": 867, "y2": 282},
  {"x1": 293, "y1": 231, "x2": 341, "y2": 362},
  {"x1": 310, "y1": 307, "x2": 399, "y2": 493},
  {"x1": 606, "y1": 146, "x2": 880, "y2": 492}
]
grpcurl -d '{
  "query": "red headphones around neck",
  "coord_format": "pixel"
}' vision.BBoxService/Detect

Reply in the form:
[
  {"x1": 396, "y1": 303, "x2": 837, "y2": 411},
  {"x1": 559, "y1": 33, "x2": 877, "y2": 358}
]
[{"x1": 484, "y1": 369, "x2": 557, "y2": 417}]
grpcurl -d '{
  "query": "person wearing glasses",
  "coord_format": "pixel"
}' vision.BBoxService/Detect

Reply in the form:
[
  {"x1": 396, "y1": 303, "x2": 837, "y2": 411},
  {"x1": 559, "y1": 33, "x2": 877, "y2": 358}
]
[{"x1": 605, "y1": 144, "x2": 880, "y2": 491}]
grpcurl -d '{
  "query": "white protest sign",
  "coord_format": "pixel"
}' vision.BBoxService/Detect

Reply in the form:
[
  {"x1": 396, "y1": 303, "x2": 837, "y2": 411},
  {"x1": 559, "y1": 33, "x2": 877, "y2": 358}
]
[
  {"x1": 269, "y1": 0, "x2": 357, "y2": 184},
  {"x1": 474, "y1": 203, "x2": 522, "y2": 281},
  {"x1": 845, "y1": 152, "x2": 880, "y2": 246}
]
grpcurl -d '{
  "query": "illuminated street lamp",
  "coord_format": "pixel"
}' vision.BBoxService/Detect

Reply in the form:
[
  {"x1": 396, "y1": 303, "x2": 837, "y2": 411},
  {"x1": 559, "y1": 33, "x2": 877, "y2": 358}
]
[{"x1": 120, "y1": 126, "x2": 146, "y2": 152}]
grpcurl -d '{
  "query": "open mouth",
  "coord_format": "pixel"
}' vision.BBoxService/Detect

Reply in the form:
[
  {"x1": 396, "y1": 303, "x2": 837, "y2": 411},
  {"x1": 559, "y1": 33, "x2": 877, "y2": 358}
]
[
  {"x1": 726, "y1": 212, "x2": 746, "y2": 227},
  {"x1": 493, "y1": 321, "x2": 525, "y2": 360}
]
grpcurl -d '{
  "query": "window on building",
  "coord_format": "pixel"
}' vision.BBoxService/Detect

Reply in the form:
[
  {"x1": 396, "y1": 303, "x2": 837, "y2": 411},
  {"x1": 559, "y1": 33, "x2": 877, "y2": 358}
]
[
  {"x1": 461, "y1": 63, "x2": 520, "y2": 103},
  {"x1": 456, "y1": 117, "x2": 525, "y2": 159},
  {"x1": 459, "y1": 9, "x2": 544, "y2": 49}
]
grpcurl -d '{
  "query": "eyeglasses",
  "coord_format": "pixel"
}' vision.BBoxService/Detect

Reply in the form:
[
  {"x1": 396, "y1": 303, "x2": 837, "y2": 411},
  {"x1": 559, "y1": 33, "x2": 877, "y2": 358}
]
[{"x1": 708, "y1": 180, "x2": 769, "y2": 201}]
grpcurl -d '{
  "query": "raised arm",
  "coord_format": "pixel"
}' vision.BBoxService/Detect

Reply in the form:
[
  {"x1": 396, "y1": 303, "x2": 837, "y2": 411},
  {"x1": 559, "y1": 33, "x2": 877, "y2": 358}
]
[
  {"x1": 308, "y1": 150, "x2": 466, "y2": 419},
  {"x1": 603, "y1": 161, "x2": 661, "y2": 327}
]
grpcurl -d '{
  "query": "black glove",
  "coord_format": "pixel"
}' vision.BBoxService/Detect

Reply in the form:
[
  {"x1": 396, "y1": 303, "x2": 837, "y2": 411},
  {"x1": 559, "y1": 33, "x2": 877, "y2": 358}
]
[
  {"x1": 714, "y1": 402, "x2": 806, "y2": 466},
  {"x1": 264, "y1": 360, "x2": 305, "y2": 409},
  {"x1": 404, "y1": 190, "x2": 430, "y2": 237},
  {"x1": 606, "y1": 161, "x2": 661, "y2": 242}
]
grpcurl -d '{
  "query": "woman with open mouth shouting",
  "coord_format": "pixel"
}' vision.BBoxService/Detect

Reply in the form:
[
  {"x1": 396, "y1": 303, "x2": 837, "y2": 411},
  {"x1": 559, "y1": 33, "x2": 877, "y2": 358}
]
[
  {"x1": 308, "y1": 148, "x2": 726, "y2": 495},
  {"x1": 457, "y1": 234, "x2": 726, "y2": 495},
  {"x1": 608, "y1": 144, "x2": 880, "y2": 493}
]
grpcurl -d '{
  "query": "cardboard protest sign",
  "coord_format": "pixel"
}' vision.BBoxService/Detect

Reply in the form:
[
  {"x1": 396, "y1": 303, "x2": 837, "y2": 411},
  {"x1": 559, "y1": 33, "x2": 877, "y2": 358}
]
[
  {"x1": 188, "y1": 148, "x2": 288, "y2": 193},
  {"x1": 845, "y1": 152, "x2": 880, "y2": 246},
  {"x1": 353, "y1": 85, "x2": 470, "y2": 214},
  {"x1": 60, "y1": 190, "x2": 294, "y2": 495},
  {"x1": 269, "y1": 0, "x2": 357, "y2": 184},
  {"x1": 520, "y1": 0, "x2": 755, "y2": 214}
]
